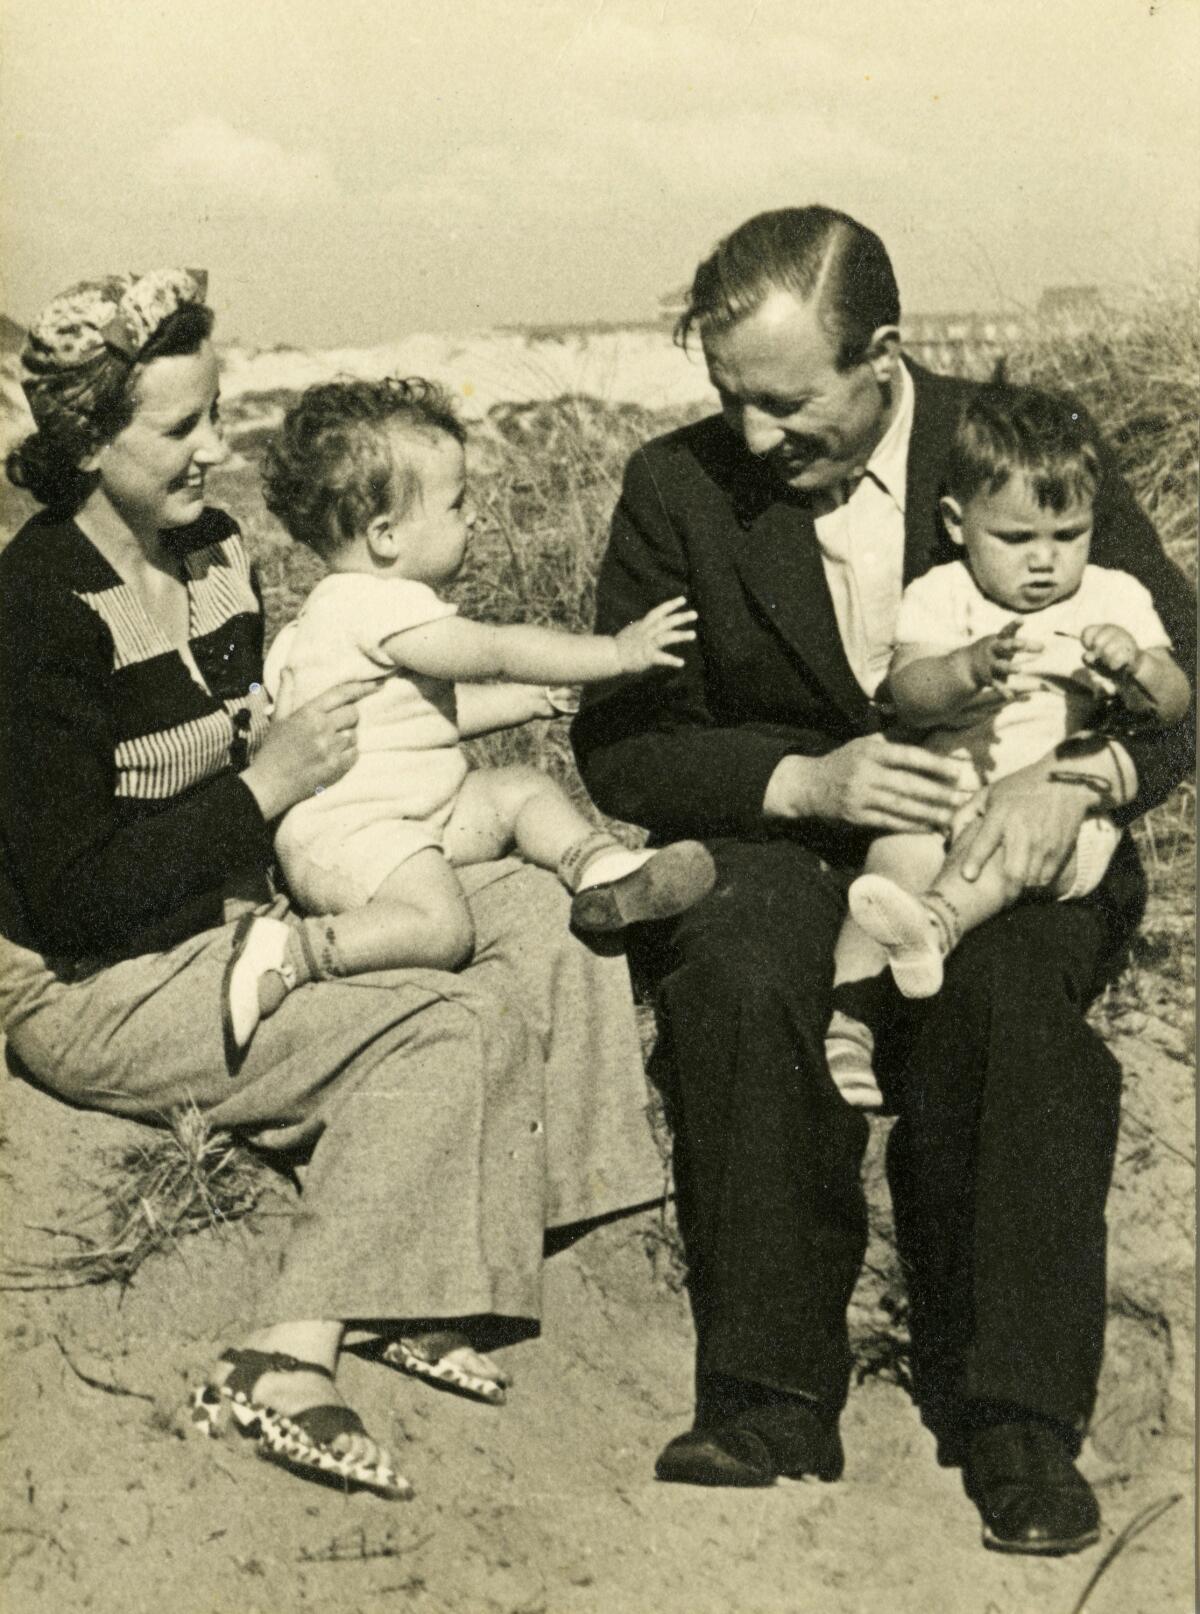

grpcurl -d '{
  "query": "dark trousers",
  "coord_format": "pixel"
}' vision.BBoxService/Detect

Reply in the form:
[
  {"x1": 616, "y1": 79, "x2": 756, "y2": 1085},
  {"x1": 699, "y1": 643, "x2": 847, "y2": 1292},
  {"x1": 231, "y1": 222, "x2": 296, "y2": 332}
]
[{"x1": 631, "y1": 833, "x2": 1143, "y2": 1435}]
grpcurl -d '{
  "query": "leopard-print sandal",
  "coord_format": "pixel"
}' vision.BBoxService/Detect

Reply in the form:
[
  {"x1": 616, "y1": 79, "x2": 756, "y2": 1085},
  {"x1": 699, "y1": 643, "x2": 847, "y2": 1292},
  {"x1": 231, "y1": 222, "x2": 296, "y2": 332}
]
[
  {"x1": 381, "y1": 1331, "x2": 508, "y2": 1405},
  {"x1": 190, "y1": 1347, "x2": 412, "y2": 1498}
]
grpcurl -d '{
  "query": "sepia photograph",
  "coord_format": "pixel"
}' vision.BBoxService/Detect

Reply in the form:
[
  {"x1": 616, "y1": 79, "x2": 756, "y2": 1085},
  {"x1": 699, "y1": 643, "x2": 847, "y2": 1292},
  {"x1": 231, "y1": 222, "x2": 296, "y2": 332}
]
[{"x1": 1, "y1": 2, "x2": 1195, "y2": 1610}]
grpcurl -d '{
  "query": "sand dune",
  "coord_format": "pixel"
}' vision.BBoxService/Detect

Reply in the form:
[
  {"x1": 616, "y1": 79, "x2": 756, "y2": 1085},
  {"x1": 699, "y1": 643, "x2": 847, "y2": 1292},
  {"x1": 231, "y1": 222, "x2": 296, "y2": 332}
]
[{"x1": 0, "y1": 324, "x2": 716, "y2": 455}]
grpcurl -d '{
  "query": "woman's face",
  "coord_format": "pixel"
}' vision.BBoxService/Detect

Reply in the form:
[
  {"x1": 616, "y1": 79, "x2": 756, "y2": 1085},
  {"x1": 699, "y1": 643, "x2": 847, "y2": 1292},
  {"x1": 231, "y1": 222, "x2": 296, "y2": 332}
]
[{"x1": 88, "y1": 339, "x2": 227, "y2": 533}]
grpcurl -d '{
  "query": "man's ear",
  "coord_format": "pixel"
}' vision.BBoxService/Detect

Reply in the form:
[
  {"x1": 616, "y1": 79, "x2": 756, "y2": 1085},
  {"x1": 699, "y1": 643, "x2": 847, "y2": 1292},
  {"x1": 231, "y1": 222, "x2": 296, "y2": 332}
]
[
  {"x1": 864, "y1": 325, "x2": 901, "y2": 385},
  {"x1": 939, "y1": 494, "x2": 965, "y2": 546}
]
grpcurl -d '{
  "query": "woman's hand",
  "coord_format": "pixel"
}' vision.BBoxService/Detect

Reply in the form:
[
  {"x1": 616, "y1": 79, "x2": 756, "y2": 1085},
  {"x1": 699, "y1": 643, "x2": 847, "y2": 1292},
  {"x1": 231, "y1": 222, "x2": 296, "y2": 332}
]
[
  {"x1": 241, "y1": 669, "x2": 375, "y2": 820},
  {"x1": 955, "y1": 756, "x2": 1090, "y2": 889}
]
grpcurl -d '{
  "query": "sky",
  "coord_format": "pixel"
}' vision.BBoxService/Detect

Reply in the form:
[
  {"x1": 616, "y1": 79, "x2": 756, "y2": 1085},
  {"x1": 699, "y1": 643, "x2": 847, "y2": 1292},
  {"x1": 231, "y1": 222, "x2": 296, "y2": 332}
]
[{"x1": 2, "y1": 0, "x2": 1197, "y2": 347}]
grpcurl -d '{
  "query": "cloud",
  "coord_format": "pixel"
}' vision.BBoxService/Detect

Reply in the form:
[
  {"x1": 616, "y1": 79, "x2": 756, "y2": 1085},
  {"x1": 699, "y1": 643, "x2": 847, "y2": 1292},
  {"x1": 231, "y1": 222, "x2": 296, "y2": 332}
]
[{"x1": 147, "y1": 117, "x2": 335, "y2": 210}]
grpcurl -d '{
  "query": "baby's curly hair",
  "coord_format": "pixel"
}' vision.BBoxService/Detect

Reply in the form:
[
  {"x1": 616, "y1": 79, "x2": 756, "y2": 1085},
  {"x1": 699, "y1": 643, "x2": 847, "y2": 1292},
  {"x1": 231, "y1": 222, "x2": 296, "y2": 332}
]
[{"x1": 262, "y1": 375, "x2": 466, "y2": 556}]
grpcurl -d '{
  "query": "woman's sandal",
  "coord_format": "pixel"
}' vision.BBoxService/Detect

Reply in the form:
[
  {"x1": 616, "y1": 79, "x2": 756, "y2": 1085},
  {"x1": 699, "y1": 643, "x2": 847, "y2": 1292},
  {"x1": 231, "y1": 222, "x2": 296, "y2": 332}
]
[
  {"x1": 189, "y1": 1347, "x2": 412, "y2": 1498},
  {"x1": 381, "y1": 1331, "x2": 508, "y2": 1405}
]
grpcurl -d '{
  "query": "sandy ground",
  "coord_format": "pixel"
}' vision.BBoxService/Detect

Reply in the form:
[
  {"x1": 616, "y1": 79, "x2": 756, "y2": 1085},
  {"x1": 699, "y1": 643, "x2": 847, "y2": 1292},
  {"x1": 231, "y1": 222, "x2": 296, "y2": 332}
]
[{"x1": 1, "y1": 1006, "x2": 1193, "y2": 1614}]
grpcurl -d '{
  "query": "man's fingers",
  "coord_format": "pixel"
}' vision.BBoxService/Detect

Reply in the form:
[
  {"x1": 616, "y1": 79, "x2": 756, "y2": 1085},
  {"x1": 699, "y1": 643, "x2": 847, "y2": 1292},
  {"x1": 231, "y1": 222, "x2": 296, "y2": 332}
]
[
  {"x1": 960, "y1": 818, "x2": 1005, "y2": 881},
  {"x1": 874, "y1": 742, "x2": 964, "y2": 784},
  {"x1": 867, "y1": 771, "x2": 960, "y2": 815},
  {"x1": 860, "y1": 805, "x2": 949, "y2": 833}
]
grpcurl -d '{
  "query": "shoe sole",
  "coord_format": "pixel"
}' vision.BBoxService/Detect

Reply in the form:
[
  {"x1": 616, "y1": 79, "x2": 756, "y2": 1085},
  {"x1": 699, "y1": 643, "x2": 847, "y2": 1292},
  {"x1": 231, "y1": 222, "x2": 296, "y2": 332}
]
[
  {"x1": 655, "y1": 1462, "x2": 774, "y2": 1487},
  {"x1": 571, "y1": 841, "x2": 716, "y2": 933},
  {"x1": 779, "y1": 1450, "x2": 844, "y2": 1483},
  {"x1": 982, "y1": 1523, "x2": 1100, "y2": 1556},
  {"x1": 220, "y1": 912, "x2": 258, "y2": 1075},
  {"x1": 655, "y1": 1445, "x2": 776, "y2": 1487}
]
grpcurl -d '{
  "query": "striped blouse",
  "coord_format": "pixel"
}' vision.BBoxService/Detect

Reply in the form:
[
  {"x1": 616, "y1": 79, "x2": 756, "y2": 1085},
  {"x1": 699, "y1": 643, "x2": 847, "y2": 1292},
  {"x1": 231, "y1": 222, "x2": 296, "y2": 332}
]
[{"x1": 0, "y1": 506, "x2": 275, "y2": 957}]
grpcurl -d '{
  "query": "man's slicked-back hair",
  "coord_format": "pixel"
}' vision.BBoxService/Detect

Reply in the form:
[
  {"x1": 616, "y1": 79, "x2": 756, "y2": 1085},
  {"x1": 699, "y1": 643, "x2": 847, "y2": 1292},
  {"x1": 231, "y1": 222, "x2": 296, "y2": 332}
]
[
  {"x1": 676, "y1": 205, "x2": 901, "y2": 370},
  {"x1": 946, "y1": 380, "x2": 1103, "y2": 514}
]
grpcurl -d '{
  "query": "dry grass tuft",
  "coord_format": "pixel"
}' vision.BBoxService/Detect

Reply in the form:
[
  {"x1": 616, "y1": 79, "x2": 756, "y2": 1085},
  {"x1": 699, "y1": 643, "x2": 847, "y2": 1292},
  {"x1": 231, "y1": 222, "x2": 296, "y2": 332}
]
[
  {"x1": 967, "y1": 281, "x2": 1199, "y2": 579},
  {"x1": 1, "y1": 1103, "x2": 269, "y2": 1291}
]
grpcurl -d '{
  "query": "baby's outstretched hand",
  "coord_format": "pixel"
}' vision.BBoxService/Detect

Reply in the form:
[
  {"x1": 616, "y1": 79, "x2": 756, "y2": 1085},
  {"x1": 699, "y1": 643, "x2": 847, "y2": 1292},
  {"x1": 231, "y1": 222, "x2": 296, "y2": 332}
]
[
  {"x1": 1080, "y1": 623, "x2": 1140, "y2": 677},
  {"x1": 966, "y1": 618, "x2": 1042, "y2": 695},
  {"x1": 614, "y1": 596, "x2": 697, "y2": 673}
]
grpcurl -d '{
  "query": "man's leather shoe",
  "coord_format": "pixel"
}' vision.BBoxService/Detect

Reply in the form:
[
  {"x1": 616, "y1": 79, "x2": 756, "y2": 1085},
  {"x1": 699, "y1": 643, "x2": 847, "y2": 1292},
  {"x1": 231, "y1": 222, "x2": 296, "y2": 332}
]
[
  {"x1": 963, "y1": 1421, "x2": 1100, "y2": 1556},
  {"x1": 654, "y1": 1422, "x2": 776, "y2": 1487},
  {"x1": 655, "y1": 1401, "x2": 843, "y2": 1488}
]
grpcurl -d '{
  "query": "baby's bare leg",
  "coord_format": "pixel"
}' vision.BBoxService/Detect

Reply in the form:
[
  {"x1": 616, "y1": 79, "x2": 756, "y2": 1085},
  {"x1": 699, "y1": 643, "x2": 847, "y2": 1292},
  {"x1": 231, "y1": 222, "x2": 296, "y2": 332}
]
[
  {"x1": 223, "y1": 851, "x2": 475, "y2": 1065},
  {"x1": 445, "y1": 767, "x2": 717, "y2": 930},
  {"x1": 319, "y1": 848, "x2": 476, "y2": 972},
  {"x1": 848, "y1": 798, "x2": 1028, "y2": 999},
  {"x1": 443, "y1": 765, "x2": 594, "y2": 872},
  {"x1": 923, "y1": 829, "x2": 1028, "y2": 944}
]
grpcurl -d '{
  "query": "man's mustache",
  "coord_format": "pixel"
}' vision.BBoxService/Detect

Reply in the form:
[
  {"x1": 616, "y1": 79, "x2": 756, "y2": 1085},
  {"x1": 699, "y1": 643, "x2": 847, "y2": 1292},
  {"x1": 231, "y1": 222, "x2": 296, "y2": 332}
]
[{"x1": 760, "y1": 434, "x2": 828, "y2": 465}]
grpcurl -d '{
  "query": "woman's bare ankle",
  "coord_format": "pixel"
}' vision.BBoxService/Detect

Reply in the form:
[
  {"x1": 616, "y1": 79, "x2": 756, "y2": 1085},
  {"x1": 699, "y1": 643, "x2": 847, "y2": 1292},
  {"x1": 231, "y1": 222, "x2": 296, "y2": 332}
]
[{"x1": 231, "y1": 1319, "x2": 344, "y2": 1373}]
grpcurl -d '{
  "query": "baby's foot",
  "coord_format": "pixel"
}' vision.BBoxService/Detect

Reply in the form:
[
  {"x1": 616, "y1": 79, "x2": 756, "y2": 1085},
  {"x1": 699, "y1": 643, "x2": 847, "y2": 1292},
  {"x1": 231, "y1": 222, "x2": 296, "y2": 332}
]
[
  {"x1": 570, "y1": 841, "x2": 716, "y2": 932},
  {"x1": 221, "y1": 915, "x2": 296, "y2": 1068},
  {"x1": 848, "y1": 876, "x2": 945, "y2": 999},
  {"x1": 825, "y1": 1010, "x2": 883, "y2": 1110}
]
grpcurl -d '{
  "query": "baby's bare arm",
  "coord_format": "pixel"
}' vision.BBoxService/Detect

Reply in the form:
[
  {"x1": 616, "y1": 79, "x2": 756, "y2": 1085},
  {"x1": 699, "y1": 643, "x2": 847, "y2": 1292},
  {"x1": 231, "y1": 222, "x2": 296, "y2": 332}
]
[
  {"x1": 1129, "y1": 648, "x2": 1192, "y2": 725},
  {"x1": 383, "y1": 598, "x2": 696, "y2": 685},
  {"x1": 1081, "y1": 625, "x2": 1191, "y2": 725},
  {"x1": 454, "y1": 682, "x2": 555, "y2": 737},
  {"x1": 888, "y1": 624, "x2": 1041, "y2": 728}
]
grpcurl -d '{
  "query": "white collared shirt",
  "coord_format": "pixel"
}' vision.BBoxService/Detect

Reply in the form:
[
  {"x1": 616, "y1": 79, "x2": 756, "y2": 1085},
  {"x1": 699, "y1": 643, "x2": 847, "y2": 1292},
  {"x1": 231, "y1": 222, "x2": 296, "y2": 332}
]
[{"x1": 812, "y1": 360, "x2": 915, "y2": 694}]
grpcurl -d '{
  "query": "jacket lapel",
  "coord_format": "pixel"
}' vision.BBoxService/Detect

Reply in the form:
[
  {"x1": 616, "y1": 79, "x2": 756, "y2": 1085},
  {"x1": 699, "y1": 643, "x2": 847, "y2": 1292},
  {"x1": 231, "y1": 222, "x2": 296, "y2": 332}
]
[
  {"x1": 902, "y1": 360, "x2": 969, "y2": 584},
  {"x1": 730, "y1": 493, "x2": 872, "y2": 729},
  {"x1": 724, "y1": 360, "x2": 974, "y2": 731}
]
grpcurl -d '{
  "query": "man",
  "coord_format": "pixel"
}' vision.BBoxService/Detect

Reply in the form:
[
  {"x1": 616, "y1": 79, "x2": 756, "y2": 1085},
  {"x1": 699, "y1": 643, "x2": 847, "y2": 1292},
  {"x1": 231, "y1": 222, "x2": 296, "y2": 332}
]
[{"x1": 572, "y1": 206, "x2": 1195, "y2": 1554}]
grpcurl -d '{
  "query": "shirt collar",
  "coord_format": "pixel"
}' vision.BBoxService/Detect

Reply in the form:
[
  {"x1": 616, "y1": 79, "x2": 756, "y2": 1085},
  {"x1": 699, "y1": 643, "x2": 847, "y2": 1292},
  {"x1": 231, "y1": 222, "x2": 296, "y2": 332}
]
[{"x1": 857, "y1": 357, "x2": 915, "y2": 512}]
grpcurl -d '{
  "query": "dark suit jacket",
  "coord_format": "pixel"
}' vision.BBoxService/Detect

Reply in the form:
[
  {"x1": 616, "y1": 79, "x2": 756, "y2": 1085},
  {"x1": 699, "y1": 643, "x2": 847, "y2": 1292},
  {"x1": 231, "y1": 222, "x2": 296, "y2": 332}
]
[{"x1": 573, "y1": 361, "x2": 1195, "y2": 855}]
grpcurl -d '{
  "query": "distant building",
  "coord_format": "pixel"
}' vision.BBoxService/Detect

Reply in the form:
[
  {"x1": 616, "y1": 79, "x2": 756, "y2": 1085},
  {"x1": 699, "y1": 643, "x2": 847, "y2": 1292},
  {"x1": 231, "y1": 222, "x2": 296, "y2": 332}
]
[{"x1": 1037, "y1": 285, "x2": 1103, "y2": 319}]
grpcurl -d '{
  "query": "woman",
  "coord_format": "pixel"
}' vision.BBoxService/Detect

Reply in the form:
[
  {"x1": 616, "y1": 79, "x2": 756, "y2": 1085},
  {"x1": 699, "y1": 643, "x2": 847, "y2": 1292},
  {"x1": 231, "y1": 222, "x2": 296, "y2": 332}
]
[{"x1": 0, "y1": 269, "x2": 663, "y2": 1498}]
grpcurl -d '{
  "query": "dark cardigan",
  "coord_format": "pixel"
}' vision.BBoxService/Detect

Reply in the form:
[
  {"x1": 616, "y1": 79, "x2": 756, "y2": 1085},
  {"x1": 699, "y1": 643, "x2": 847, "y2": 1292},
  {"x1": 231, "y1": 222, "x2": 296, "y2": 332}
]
[{"x1": 0, "y1": 506, "x2": 274, "y2": 957}]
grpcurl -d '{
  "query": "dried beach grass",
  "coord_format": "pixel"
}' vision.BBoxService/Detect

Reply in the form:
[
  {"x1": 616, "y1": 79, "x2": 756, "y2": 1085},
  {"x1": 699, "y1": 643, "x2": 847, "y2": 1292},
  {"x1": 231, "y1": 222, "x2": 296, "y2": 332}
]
[{"x1": 1, "y1": 1102, "x2": 269, "y2": 1291}]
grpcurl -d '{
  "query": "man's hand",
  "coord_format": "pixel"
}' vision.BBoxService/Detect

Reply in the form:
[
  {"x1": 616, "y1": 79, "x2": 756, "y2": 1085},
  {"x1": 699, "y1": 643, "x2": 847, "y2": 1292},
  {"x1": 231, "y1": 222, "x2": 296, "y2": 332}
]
[
  {"x1": 765, "y1": 735, "x2": 964, "y2": 833},
  {"x1": 613, "y1": 597, "x2": 698, "y2": 673},
  {"x1": 956, "y1": 756, "x2": 1091, "y2": 888},
  {"x1": 965, "y1": 618, "x2": 1042, "y2": 695}
]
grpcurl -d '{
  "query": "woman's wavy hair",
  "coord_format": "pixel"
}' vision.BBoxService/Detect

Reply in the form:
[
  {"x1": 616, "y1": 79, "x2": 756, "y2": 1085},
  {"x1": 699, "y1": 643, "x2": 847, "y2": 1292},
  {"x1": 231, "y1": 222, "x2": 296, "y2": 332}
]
[
  {"x1": 261, "y1": 375, "x2": 466, "y2": 558},
  {"x1": 5, "y1": 302, "x2": 216, "y2": 513}
]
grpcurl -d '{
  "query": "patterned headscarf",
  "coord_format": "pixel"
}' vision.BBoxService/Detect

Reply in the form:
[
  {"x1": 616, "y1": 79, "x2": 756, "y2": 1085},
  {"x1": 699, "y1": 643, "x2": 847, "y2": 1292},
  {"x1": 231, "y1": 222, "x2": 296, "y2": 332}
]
[{"x1": 20, "y1": 268, "x2": 209, "y2": 434}]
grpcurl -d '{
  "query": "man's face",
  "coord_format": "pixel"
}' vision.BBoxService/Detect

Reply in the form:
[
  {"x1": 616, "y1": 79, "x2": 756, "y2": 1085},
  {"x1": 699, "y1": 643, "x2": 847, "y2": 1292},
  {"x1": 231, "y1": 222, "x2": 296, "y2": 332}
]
[{"x1": 701, "y1": 289, "x2": 894, "y2": 494}]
